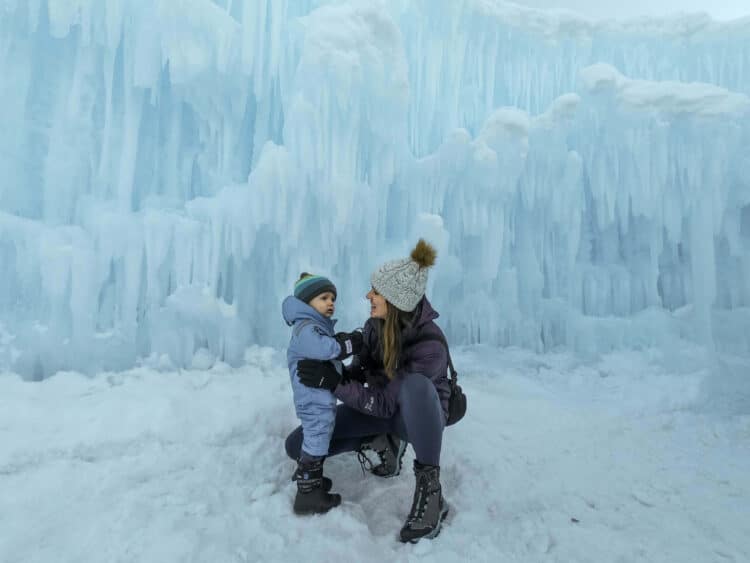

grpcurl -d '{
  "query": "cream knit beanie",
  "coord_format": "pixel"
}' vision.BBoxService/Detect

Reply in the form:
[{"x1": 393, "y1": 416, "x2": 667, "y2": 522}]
[{"x1": 370, "y1": 239, "x2": 437, "y2": 312}]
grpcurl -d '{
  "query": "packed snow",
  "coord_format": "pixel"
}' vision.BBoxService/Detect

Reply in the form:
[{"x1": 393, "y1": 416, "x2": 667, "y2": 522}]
[{"x1": 1, "y1": 345, "x2": 748, "y2": 562}]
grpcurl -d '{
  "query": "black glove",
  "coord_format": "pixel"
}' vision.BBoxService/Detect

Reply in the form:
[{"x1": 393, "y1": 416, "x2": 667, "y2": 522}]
[
  {"x1": 297, "y1": 359, "x2": 342, "y2": 390},
  {"x1": 334, "y1": 330, "x2": 363, "y2": 360},
  {"x1": 343, "y1": 362, "x2": 367, "y2": 384}
]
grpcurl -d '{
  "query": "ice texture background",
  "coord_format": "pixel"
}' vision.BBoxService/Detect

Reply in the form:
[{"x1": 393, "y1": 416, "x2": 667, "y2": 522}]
[
  {"x1": 1, "y1": 0, "x2": 749, "y2": 377},
  {"x1": 514, "y1": 0, "x2": 747, "y2": 21}
]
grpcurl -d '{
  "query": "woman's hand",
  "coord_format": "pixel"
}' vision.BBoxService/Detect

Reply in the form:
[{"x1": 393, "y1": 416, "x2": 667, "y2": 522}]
[
  {"x1": 334, "y1": 330, "x2": 364, "y2": 359},
  {"x1": 297, "y1": 359, "x2": 342, "y2": 390},
  {"x1": 344, "y1": 362, "x2": 367, "y2": 384}
]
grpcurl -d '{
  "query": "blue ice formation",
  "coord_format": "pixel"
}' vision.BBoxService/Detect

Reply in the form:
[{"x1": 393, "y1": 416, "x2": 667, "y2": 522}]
[{"x1": 0, "y1": 0, "x2": 748, "y2": 377}]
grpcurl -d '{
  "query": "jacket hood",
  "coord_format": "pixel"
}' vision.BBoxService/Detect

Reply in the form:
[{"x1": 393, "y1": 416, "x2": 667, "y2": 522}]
[
  {"x1": 411, "y1": 296, "x2": 439, "y2": 328},
  {"x1": 282, "y1": 295, "x2": 337, "y2": 329}
]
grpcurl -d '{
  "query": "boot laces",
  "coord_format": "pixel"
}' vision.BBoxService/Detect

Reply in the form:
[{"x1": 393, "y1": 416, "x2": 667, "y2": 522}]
[
  {"x1": 357, "y1": 443, "x2": 390, "y2": 475},
  {"x1": 374, "y1": 446, "x2": 389, "y2": 468},
  {"x1": 357, "y1": 450, "x2": 374, "y2": 476},
  {"x1": 407, "y1": 475, "x2": 432, "y2": 523}
]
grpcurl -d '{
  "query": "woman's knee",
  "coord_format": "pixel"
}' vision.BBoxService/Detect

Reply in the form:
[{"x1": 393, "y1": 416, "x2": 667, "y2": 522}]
[
  {"x1": 399, "y1": 372, "x2": 437, "y2": 401},
  {"x1": 398, "y1": 373, "x2": 443, "y2": 425},
  {"x1": 284, "y1": 426, "x2": 303, "y2": 460}
]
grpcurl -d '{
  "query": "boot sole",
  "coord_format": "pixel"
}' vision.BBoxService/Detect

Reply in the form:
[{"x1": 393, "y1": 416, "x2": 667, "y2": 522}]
[
  {"x1": 400, "y1": 503, "x2": 450, "y2": 543},
  {"x1": 293, "y1": 504, "x2": 339, "y2": 516},
  {"x1": 293, "y1": 497, "x2": 342, "y2": 516}
]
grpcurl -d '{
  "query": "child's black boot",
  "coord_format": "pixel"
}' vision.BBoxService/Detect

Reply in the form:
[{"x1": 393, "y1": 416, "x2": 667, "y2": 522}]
[
  {"x1": 291, "y1": 465, "x2": 332, "y2": 492},
  {"x1": 293, "y1": 458, "x2": 341, "y2": 515}
]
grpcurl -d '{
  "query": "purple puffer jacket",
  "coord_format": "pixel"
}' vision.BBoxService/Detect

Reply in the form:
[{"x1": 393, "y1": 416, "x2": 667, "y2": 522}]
[{"x1": 334, "y1": 296, "x2": 450, "y2": 420}]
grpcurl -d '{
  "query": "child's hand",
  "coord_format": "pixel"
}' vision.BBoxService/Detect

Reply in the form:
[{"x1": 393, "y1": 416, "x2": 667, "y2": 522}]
[{"x1": 334, "y1": 330, "x2": 364, "y2": 359}]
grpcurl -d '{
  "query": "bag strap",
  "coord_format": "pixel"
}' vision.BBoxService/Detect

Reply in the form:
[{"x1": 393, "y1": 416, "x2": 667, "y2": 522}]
[{"x1": 406, "y1": 332, "x2": 458, "y2": 383}]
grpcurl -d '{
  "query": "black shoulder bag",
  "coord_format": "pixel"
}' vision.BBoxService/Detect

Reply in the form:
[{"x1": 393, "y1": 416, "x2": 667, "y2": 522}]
[{"x1": 408, "y1": 333, "x2": 467, "y2": 426}]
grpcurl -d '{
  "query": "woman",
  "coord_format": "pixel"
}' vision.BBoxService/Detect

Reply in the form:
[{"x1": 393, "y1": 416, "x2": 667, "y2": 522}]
[{"x1": 284, "y1": 239, "x2": 451, "y2": 543}]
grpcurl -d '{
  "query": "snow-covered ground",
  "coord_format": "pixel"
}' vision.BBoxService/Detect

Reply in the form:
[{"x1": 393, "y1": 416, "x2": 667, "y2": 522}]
[{"x1": 1, "y1": 345, "x2": 748, "y2": 563}]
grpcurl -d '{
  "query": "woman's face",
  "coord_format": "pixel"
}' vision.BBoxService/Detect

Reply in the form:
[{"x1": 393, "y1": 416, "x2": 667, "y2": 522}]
[{"x1": 366, "y1": 287, "x2": 388, "y2": 319}]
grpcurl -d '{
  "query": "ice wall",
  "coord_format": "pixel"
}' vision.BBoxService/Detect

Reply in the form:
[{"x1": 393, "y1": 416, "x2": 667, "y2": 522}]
[{"x1": 0, "y1": 0, "x2": 748, "y2": 377}]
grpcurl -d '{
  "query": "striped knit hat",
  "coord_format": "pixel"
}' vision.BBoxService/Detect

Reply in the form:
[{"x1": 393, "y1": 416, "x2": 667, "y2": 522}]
[{"x1": 294, "y1": 273, "x2": 337, "y2": 304}]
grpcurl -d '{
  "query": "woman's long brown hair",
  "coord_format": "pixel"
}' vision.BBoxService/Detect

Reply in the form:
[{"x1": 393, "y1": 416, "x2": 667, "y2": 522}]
[{"x1": 376, "y1": 301, "x2": 415, "y2": 379}]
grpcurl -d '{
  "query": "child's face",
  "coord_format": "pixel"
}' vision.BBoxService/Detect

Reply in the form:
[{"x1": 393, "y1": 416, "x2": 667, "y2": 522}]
[{"x1": 308, "y1": 291, "x2": 336, "y2": 317}]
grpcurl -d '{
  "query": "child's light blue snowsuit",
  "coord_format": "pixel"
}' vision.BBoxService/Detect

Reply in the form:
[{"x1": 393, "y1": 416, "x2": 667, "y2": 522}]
[{"x1": 282, "y1": 296, "x2": 342, "y2": 458}]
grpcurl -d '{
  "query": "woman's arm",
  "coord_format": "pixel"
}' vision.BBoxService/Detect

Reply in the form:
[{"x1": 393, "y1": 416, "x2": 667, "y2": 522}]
[
  {"x1": 333, "y1": 378, "x2": 402, "y2": 419},
  {"x1": 295, "y1": 358, "x2": 400, "y2": 418},
  {"x1": 339, "y1": 318, "x2": 379, "y2": 382},
  {"x1": 354, "y1": 318, "x2": 378, "y2": 368}
]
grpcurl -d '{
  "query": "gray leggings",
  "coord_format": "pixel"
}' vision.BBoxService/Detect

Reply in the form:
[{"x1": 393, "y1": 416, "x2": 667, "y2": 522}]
[{"x1": 285, "y1": 372, "x2": 446, "y2": 466}]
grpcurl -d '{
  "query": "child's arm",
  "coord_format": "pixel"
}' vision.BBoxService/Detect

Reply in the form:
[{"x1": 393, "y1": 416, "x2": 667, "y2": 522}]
[{"x1": 293, "y1": 324, "x2": 343, "y2": 361}]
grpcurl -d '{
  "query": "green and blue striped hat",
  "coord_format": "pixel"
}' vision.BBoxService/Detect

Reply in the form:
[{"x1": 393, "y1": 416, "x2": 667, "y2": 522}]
[{"x1": 294, "y1": 273, "x2": 337, "y2": 304}]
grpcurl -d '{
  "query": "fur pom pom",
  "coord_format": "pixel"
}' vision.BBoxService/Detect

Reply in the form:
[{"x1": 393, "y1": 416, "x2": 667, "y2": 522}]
[{"x1": 410, "y1": 239, "x2": 436, "y2": 269}]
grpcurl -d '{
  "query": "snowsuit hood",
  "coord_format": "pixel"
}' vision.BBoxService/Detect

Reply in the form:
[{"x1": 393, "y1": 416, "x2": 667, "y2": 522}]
[{"x1": 282, "y1": 295, "x2": 338, "y2": 332}]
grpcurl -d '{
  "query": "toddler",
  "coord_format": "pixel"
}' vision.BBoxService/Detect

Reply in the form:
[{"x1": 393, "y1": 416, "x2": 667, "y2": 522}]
[{"x1": 281, "y1": 273, "x2": 362, "y2": 514}]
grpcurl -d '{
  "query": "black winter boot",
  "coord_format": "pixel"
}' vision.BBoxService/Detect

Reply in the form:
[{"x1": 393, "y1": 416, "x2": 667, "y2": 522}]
[
  {"x1": 291, "y1": 466, "x2": 332, "y2": 492},
  {"x1": 399, "y1": 460, "x2": 449, "y2": 543},
  {"x1": 292, "y1": 458, "x2": 341, "y2": 515},
  {"x1": 357, "y1": 434, "x2": 407, "y2": 478}
]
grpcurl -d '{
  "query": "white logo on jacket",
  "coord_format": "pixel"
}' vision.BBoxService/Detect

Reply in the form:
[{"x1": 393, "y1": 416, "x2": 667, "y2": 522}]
[{"x1": 365, "y1": 396, "x2": 374, "y2": 412}]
